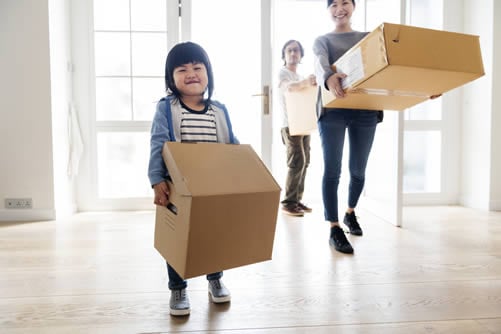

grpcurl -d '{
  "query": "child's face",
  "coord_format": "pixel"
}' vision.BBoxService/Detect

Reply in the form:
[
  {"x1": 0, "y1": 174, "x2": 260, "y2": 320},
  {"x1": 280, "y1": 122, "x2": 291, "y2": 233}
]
[{"x1": 173, "y1": 62, "x2": 208, "y2": 98}]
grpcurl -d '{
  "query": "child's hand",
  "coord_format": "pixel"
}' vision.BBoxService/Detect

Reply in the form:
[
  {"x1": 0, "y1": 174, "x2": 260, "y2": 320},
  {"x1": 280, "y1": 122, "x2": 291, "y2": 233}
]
[{"x1": 153, "y1": 181, "x2": 170, "y2": 206}]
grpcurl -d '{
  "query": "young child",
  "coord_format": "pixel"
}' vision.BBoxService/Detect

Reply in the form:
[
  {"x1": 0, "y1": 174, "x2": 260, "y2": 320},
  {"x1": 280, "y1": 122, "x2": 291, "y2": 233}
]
[{"x1": 148, "y1": 41, "x2": 238, "y2": 316}]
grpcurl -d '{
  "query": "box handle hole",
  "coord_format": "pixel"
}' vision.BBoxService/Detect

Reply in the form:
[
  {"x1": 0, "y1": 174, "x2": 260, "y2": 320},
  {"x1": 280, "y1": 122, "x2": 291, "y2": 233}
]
[{"x1": 166, "y1": 202, "x2": 178, "y2": 215}]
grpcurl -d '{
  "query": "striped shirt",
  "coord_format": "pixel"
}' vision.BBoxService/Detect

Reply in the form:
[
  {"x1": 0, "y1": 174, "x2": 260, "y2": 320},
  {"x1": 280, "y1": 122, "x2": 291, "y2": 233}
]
[{"x1": 180, "y1": 103, "x2": 218, "y2": 143}]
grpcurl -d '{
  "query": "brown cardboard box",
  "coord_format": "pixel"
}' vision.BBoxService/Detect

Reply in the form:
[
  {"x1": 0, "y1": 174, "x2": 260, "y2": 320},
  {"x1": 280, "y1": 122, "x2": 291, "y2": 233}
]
[
  {"x1": 154, "y1": 142, "x2": 281, "y2": 279},
  {"x1": 322, "y1": 22, "x2": 485, "y2": 111}
]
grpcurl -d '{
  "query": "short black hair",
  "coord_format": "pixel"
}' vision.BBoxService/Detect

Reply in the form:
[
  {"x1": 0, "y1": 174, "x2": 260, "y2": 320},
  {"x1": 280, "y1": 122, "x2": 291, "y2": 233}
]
[
  {"x1": 327, "y1": 0, "x2": 355, "y2": 7},
  {"x1": 281, "y1": 40, "x2": 304, "y2": 66},
  {"x1": 164, "y1": 41, "x2": 214, "y2": 101}
]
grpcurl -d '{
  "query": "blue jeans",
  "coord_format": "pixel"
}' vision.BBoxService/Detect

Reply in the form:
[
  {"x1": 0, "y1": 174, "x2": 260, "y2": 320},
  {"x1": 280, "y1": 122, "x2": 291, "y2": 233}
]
[
  {"x1": 167, "y1": 262, "x2": 223, "y2": 290},
  {"x1": 318, "y1": 109, "x2": 378, "y2": 223}
]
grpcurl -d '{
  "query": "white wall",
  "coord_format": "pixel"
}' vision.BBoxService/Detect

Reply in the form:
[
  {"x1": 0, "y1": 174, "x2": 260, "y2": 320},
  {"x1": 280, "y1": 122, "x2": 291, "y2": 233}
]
[
  {"x1": 0, "y1": 0, "x2": 55, "y2": 220},
  {"x1": 460, "y1": 0, "x2": 494, "y2": 210},
  {"x1": 0, "y1": 0, "x2": 75, "y2": 221}
]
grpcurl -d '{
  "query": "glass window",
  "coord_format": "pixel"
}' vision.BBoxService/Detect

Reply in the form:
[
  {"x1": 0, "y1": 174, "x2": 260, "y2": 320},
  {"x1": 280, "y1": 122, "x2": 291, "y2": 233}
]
[
  {"x1": 404, "y1": 0, "x2": 443, "y2": 121},
  {"x1": 93, "y1": 0, "x2": 167, "y2": 122},
  {"x1": 408, "y1": 0, "x2": 443, "y2": 30},
  {"x1": 94, "y1": 32, "x2": 131, "y2": 76},
  {"x1": 95, "y1": 78, "x2": 132, "y2": 121},
  {"x1": 191, "y1": 0, "x2": 262, "y2": 153},
  {"x1": 97, "y1": 132, "x2": 152, "y2": 198},
  {"x1": 92, "y1": 0, "x2": 167, "y2": 200},
  {"x1": 273, "y1": 0, "x2": 331, "y2": 76},
  {"x1": 403, "y1": 0, "x2": 444, "y2": 196},
  {"x1": 365, "y1": 0, "x2": 401, "y2": 30},
  {"x1": 131, "y1": 0, "x2": 167, "y2": 31},
  {"x1": 131, "y1": 32, "x2": 167, "y2": 76},
  {"x1": 132, "y1": 77, "x2": 164, "y2": 121},
  {"x1": 93, "y1": 0, "x2": 130, "y2": 31},
  {"x1": 405, "y1": 97, "x2": 442, "y2": 121},
  {"x1": 403, "y1": 131, "x2": 441, "y2": 193}
]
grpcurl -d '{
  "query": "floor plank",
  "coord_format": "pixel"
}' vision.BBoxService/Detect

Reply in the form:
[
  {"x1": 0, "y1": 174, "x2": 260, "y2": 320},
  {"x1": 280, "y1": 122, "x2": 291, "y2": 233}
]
[{"x1": 1, "y1": 206, "x2": 500, "y2": 333}]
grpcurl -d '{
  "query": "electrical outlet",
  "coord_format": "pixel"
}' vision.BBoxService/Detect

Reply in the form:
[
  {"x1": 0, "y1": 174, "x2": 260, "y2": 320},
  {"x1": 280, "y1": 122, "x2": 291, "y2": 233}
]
[{"x1": 5, "y1": 198, "x2": 33, "y2": 209}]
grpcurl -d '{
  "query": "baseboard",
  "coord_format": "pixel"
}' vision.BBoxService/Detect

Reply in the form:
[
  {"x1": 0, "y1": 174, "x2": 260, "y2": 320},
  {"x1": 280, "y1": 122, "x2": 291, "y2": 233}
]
[
  {"x1": 0, "y1": 209, "x2": 55, "y2": 222},
  {"x1": 460, "y1": 195, "x2": 485, "y2": 211},
  {"x1": 490, "y1": 199, "x2": 501, "y2": 211}
]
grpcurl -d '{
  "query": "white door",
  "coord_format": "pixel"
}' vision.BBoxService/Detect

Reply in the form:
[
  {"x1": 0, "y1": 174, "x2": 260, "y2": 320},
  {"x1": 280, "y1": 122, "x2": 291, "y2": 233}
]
[
  {"x1": 270, "y1": 0, "x2": 332, "y2": 205},
  {"x1": 184, "y1": 0, "x2": 274, "y2": 168}
]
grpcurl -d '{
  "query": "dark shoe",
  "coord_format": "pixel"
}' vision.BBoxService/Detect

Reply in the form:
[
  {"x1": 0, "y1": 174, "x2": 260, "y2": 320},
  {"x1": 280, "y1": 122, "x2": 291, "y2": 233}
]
[
  {"x1": 343, "y1": 211, "x2": 363, "y2": 236},
  {"x1": 208, "y1": 279, "x2": 231, "y2": 303},
  {"x1": 329, "y1": 226, "x2": 354, "y2": 254},
  {"x1": 281, "y1": 203, "x2": 304, "y2": 217},
  {"x1": 169, "y1": 288, "x2": 190, "y2": 316},
  {"x1": 297, "y1": 202, "x2": 312, "y2": 213}
]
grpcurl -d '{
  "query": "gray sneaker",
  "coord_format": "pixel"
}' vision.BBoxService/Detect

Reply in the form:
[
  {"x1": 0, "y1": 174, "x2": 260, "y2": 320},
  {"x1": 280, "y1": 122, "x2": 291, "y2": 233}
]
[
  {"x1": 169, "y1": 289, "x2": 190, "y2": 316},
  {"x1": 208, "y1": 279, "x2": 231, "y2": 303}
]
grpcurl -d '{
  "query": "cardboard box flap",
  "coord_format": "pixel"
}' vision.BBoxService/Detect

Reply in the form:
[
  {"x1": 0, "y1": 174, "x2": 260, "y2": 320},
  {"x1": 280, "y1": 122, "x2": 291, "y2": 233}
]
[
  {"x1": 382, "y1": 22, "x2": 484, "y2": 75},
  {"x1": 162, "y1": 142, "x2": 280, "y2": 196},
  {"x1": 334, "y1": 24, "x2": 389, "y2": 90},
  {"x1": 161, "y1": 143, "x2": 191, "y2": 196}
]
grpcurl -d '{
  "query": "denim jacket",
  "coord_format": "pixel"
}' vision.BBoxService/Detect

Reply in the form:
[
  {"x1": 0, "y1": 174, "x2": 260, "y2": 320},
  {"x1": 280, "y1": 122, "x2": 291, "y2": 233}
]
[{"x1": 148, "y1": 95, "x2": 239, "y2": 186}]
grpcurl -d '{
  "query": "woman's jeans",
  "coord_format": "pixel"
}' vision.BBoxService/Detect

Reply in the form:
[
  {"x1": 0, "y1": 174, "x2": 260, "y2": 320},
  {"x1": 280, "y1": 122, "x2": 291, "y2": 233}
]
[
  {"x1": 280, "y1": 127, "x2": 310, "y2": 204},
  {"x1": 318, "y1": 109, "x2": 378, "y2": 223},
  {"x1": 167, "y1": 262, "x2": 222, "y2": 290}
]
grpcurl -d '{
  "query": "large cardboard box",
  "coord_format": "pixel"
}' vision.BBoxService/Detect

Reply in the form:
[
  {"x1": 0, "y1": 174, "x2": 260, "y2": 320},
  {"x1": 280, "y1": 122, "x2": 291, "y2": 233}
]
[
  {"x1": 322, "y1": 22, "x2": 485, "y2": 111},
  {"x1": 154, "y1": 142, "x2": 281, "y2": 279}
]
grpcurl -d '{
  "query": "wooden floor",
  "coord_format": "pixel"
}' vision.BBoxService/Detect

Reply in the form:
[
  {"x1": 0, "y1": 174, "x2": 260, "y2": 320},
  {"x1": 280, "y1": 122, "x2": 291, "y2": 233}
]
[{"x1": 1, "y1": 205, "x2": 501, "y2": 333}]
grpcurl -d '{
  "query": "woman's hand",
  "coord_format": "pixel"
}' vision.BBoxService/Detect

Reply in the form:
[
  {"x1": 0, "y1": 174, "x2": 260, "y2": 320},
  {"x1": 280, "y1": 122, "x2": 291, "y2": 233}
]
[
  {"x1": 153, "y1": 181, "x2": 170, "y2": 206},
  {"x1": 326, "y1": 72, "x2": 347, "y2": 98}
]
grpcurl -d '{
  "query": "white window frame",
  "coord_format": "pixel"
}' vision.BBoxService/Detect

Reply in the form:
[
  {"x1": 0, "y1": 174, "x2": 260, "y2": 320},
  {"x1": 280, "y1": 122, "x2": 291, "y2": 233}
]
[
  {"x1": 72, "y1": 0, "x2": 181, "y2": 211},
  {"x1": 402, "y1": 0, "x2": 461, "y2": 205}
]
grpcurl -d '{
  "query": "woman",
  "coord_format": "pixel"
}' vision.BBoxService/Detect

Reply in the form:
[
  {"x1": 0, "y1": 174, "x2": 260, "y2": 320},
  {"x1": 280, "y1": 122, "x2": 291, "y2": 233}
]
[{"x1": 313, "y1": 0, "x2": 382, "y2": 254}]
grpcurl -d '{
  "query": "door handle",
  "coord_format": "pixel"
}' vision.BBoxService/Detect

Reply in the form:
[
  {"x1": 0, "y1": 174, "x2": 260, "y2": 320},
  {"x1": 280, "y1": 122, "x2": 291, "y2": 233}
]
[{"x1": 252, "y1": 85, "x2": 270, "y2": 115}]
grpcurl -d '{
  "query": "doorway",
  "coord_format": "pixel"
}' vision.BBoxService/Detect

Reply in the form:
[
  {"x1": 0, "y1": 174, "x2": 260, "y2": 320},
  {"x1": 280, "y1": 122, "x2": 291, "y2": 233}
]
[{"x1": 74, "y1": 0, "x2": 404, "y2": 225}]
